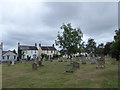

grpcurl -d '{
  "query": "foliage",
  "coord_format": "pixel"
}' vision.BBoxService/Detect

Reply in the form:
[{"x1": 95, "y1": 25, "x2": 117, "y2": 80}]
[
  {"x1": 13, "y1": 49, "x2": 17, "y2": 54},
  {"x1": 86, "y1": 38, "x2": 96, "y2": 56},
  {"x1": 110, "y1": 29, "x2": 120, "y2": 60},
  {"x1": 96, "y1": 43, "x2": 104, "y2": 56},
  {"x1": 104, "y1": 42, "x2": 113, "y2": 55},
  {"x1": 110, "y1": 40, "x2": 120, "y2": 60},
  {"x1": 18, "y1": 47, "x2": 23, "y2": 61},
  {"x1": 55, "y1": 23, "x2": 83, "y2": 58},
  {"x1": 53, "y1": 54, "x2": 62, "y2": 59},
  {"x1": 41, "y1": 53, "x2": 48, "y2": 60},
  {"x1": 27, "y1": 55, "x2": 31, "y2": 61},
  {"x1": 114, "y1": 29, "x2": 120, "y2": 41}
]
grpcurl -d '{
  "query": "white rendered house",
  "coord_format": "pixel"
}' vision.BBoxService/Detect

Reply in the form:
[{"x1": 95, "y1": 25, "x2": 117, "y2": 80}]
[
  {"x1": 18, "y1": 43, "x2": 38, "y2": 60},
  {"x1": 2, "y1": 50, "x2": 17, "y2": 62},
  {"x1": 38, "y1": 44, "x2": 58, "y2": 59}
]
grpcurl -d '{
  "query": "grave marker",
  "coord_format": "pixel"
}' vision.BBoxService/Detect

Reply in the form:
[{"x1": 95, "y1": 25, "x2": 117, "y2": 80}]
[
  {"x1": 90, "y1": 57, "x2": 96, "y2": 64},
  {"x1": 81, "y1": 57, "x2": 86, "y2": 64},
  {"x1": 32, "y1": 63, "x2": 37, "y2": 70},
  {"x1": 96, "y1": 57, "x2": 105, "y2": 69}
]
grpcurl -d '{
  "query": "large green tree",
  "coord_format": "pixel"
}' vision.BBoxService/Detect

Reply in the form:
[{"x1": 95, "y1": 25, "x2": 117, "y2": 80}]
[
  {"x1": 104, "y1": 42, "x2": 113, "y2": 55},
  {"x1": 18, "y1": 47, "x2": 23, "y2": 61},
  {"x1": 110, "y1": 29, "x2": 120, "y2": 60},
  {"x1": 96, "y1": 43, "x2": 104, "y2": 56},
  {"x1": 55, "y1": 23, "x2": 83, "y2": 58},
  {"x1": 86, "y1": 38, "x2": 96, "y2": 57}
]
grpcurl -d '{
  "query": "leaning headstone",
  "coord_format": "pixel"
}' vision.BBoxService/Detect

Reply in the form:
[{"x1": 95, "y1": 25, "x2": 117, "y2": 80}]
[
  {"x1": 81, "y1": 57, "x2": 86, "y2": 64},
  {"x1": 32, "y1": 63, "x2": 37, "y2": 70}
]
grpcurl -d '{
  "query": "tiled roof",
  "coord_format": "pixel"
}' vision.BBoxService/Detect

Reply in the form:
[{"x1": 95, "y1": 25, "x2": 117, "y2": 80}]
[
  {"x1": 41, "y1": 46, "x2": 56, "y2": 50},
  {"x1": 19, "y1": 45, "x2": 38, "y2": 50},
  {"x1": 2, "y1": 51, "x2": 17, "y2": 55}
]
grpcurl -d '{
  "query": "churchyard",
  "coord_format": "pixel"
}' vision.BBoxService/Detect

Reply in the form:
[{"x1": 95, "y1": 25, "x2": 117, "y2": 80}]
[{"x1": 2, "y1": 57, "x2": 119, "y2": 88}]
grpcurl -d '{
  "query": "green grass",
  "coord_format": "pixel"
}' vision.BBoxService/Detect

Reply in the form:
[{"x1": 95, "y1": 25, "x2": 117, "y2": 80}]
[
  {"x1": 2, "y1": 59, "x2": 119, "y2": 88},
  {"x1": 0, "y1": 64, "x2": 2, "y2": 89}
]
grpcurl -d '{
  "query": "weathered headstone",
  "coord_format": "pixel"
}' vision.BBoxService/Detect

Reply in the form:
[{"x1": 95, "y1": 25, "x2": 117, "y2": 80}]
[
  {"x1": 32, "y1": 63, "x2": 37, "y2": 70},
  {"x1": 81, "y1": 57, "x2": 86, "y2": 64},
  {"x1": 96, "y1": 57, "x2": 105, "y2": 69},
  {"x1": 7, "y1": 61, "x2": 12, "y2": 66},
  {"x1": 90, "y1": 57, "x2": 96, "y2": 64},
  {"x1": 11, "y1": 60, "x2": 15, "y2": 65},
  {"x1": 38, "y1": 61, "x2": 42, "y2": 66},
  {"x1": 72, "y1": 62, "x2": 80, "y2": 68},
  {"x1": 111, "y1": 58, "x2": 117, "y2": 65}
]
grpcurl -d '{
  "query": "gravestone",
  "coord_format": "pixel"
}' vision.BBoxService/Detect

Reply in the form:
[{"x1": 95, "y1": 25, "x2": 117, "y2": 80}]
[
  {"x1": 7, "y1": 61, "x2": 12, "y2": 66},
  {"x1": 11, "y1": 60, "x2": 15, "y2": 65},
  {"x1": 81, "y1": 57, "x2": 86, "y2": 64},
  {"x1": 38, "y1": 61, "x2": 42, "y2": 66},
  {"x1": 90, "y1": 57, "x2": 96, "y2": 64},
  {"x1": 32, "y1": 63, "x2": 37, "y2": 70},
  {"x1": 96, "y1": 57, "x2": 105, "y2": 69},
  {"x1": 72, "y1": 62, "x2": 80, "y2": 68},
  {"x1": 111, "y1": 58, "x2": 117, "y2": 65}
]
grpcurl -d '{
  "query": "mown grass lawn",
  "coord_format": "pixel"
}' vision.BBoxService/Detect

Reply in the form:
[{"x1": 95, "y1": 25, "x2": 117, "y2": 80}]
[
  {"x1": 0, "y1": 64, "x2": 2, "y2": 89},
  {"x1": 2, "y1": 58, "x2": 119, "y2": 88}
]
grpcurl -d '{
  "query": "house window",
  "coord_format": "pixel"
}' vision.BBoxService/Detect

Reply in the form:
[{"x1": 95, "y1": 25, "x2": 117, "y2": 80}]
[
  {"x1": 14, "y1": 56, "x2": 16, "y2": 59},
  {"x1": 51, "y1": 50, "x2": 53, "y2": 53},
  {"x1": 33, "y1": 54, "x2": 37, "y2": 58},
  {"x1": 7, "y1": 55, "x2": 10, "y2": 60},
  {"x1": 3, "y1": 56, "x2": 5, "y2": 59}
]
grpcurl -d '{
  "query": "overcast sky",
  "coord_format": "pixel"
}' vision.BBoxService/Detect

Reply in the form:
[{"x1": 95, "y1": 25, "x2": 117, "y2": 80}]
[{"x1": 0, "y1": 1, "x2": 118, "y2": 51}]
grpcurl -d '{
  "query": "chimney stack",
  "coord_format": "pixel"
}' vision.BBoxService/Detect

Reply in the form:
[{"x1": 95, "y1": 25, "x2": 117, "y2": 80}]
[
  {"x1": 52, "y1": 44, "x2": 54, "y2": 47},
  {"x1": 39, "y1": 43, "x2": 41, "y2": 47},
  {"x1": 35, "y1": 43, "x2": 37, "y2": 47},
  {"x1": 18, "y1": 42, "x2": 20, "y2": 46}
]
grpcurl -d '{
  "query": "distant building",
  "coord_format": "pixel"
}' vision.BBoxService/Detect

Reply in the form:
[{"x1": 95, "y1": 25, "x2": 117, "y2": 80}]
[
  {"x1": 18, "y1": 43, "x2": 38, "y2": 60},
  {"x1": 2, "y1": 50, "x2": 17, "y2": 62},
  {"x1": 38, "y1": 44, "x2": 58, "y2": 59}
]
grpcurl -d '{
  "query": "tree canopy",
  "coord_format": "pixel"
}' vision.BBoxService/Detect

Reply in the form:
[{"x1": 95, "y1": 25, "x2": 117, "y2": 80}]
[
  {"x1": 110, "y1": 29, "x2": 120, "y2": 60},
  {"x1": 55, "y1": 23, "x2": 83, "y2": 58},
  {"x1": 86, "y1": 38, "x2": 96, "y2": 56}
]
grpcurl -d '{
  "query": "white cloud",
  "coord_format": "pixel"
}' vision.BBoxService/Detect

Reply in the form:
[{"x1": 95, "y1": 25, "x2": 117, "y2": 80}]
[{"x1": 0, "y1": 2, "x2": 118, "y2": 50}]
